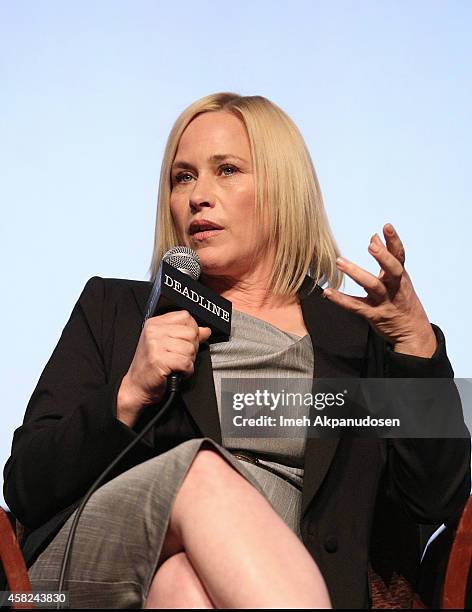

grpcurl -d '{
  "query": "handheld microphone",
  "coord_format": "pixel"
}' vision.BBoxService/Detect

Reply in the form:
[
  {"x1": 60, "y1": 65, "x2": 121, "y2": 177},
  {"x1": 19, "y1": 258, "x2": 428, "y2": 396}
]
[
  {"x1": 143, "y1": 246, "x2": 232, "y2": 391},
  {"x1": 144, "y1": 246, "x2": 232, "y2": 341},
  {"x1": 144, "y1": 246, "x2": 201, "y2": 323}
]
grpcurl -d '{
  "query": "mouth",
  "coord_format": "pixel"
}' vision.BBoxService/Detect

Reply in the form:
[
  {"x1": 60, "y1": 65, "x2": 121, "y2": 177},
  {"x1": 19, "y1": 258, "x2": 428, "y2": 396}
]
[{"x1": 188, "y1": 220, "x2": 224, "y2": 241}]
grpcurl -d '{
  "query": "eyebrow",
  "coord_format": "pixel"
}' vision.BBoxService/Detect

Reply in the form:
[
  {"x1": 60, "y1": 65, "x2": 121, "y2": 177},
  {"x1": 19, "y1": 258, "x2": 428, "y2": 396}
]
[{"x1": 171, "y1": 154, "x2": 249, "y2": 171}]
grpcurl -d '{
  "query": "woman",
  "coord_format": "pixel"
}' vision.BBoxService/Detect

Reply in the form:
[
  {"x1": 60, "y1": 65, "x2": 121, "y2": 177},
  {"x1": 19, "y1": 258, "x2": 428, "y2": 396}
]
[{"x1": 3, "y1": 92, "x2": 470, "y2": 609}]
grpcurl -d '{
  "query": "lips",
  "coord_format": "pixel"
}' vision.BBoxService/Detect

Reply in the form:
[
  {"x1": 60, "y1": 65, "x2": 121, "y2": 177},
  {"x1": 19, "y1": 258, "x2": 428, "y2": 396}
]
[{"x1": 188, "y1": 220, "x2": 224, "y2": 235}]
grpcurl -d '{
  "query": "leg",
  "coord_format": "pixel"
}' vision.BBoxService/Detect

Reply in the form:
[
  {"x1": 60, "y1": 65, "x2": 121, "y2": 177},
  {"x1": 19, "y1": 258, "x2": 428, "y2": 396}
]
[
  {"x1": 145, "y1": 552, "x2": 215, "y2": 609},
  {"x1": 150, "y1": 446, "x2": 332, "y2": 609}
]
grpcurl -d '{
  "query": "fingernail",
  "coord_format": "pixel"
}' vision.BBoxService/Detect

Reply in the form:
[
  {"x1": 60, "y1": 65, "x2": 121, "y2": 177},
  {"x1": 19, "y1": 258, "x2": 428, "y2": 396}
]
[
  {"x1": 323, "y1": 289, "x2": 331, "y2": 298},
  {"x1": 385, "y1": 224, "x2": 394, "y2": 235},
  {"x1": 369, "y1": 241, "x2": 379, "y2": 252},
  {"x1": 336, "y1": 257, "x2": 345, "y2": 266}
]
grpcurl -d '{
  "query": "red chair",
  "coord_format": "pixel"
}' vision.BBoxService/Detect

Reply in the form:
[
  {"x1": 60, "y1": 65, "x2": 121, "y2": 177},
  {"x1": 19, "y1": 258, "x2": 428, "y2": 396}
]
[
  {"x1": 442, "y1": 496, "x2": 472, "y2": 608},
  {"x1": 0, "y1": 508, "x2": 33, "y2": 609}
]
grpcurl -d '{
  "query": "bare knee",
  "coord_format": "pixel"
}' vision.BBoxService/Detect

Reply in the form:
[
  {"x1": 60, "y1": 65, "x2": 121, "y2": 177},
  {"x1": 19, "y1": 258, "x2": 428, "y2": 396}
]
[
  {"x1": 146, "y1": 552, "x2": 214, "y2": 609},
  {"x1": 146, "y1": 553, "x2": 184, "y2": 608},
  {"x1": 149, "y1": 551, "x2": 189, "y2": 596}
]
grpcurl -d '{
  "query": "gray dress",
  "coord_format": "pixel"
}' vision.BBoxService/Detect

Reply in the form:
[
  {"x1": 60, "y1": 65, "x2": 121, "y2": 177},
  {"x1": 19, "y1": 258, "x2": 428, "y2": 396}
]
[{"x1": 28, "y1": 310, "x2": 314, "y2": 608}]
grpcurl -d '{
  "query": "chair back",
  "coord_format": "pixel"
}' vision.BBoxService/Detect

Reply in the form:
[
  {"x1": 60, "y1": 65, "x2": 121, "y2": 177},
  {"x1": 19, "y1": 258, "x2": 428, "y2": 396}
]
[
  {"x1": 0, "y1": 508, "x2": 33, "y2": 609},
  {"x1": 442, "y1": 496, "x2": 472, "y2": 608}
]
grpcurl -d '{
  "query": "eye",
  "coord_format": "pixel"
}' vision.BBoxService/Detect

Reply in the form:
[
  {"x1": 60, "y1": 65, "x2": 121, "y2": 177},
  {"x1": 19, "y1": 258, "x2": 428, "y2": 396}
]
[
  {"x1": 220, "y1": 164, "x2": 238, "y2": 176},
  {"x1": 174, "y1": 172, "x2": 193, "y2": 184}
]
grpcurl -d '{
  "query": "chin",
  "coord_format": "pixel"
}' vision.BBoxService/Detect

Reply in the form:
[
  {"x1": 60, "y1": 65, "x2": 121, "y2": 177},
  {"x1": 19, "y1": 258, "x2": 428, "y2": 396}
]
[
  {"x1": 197, "y1": 252, "x2": 237, "y2": 277},
  {"x1": 199, "y1": 256, "x2": 229, "y2": 275},
  {"x1": 192, "y1": 244, "x2": 223, "y2": 264}
]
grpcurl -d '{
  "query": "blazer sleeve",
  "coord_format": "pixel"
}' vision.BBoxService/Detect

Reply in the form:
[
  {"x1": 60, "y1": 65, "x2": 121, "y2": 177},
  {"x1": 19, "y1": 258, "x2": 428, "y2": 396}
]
[
  {"x1": 3, "y1": 277, "x2": 157, "y2": 530},
  {"x1": 365, "y1": 323, "x2": 471, "y2": 524}
]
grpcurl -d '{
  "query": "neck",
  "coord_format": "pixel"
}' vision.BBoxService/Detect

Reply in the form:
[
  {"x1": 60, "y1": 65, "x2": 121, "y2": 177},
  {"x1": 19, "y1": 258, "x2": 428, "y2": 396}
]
[{"x1": 201, "y1": 272, "x2": 298, "y2": 313}]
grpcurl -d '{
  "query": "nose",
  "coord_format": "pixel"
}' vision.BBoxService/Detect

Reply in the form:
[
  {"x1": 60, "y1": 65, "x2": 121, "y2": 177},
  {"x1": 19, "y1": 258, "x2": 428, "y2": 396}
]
[{"x1": 188, "y1": 174, "x2": 216, "y2": 213}]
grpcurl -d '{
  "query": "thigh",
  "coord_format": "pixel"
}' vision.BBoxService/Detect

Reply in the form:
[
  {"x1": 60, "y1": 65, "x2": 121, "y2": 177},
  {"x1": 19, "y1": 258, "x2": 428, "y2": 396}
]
[{"x1": 27, "y1": 437, "x2": 270, "y2": 608}]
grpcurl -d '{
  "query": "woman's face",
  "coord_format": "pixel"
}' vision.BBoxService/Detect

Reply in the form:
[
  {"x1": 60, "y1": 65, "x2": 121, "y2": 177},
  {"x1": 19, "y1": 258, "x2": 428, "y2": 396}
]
[{"x1": 170, "y1": 111, "x2": 265, "y2": 281}]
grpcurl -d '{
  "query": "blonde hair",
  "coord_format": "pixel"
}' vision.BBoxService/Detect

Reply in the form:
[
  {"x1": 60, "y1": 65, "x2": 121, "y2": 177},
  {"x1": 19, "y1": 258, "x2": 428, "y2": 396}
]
[{"x1": 148, "y1": 92, "x2": 343, "y2": 295}]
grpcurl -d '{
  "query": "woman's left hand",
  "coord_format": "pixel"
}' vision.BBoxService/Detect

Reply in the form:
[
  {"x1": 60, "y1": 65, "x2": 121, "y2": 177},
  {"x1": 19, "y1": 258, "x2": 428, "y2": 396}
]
[{"x1": 323, "y1": 223, "x2": 437, "y2": 358}]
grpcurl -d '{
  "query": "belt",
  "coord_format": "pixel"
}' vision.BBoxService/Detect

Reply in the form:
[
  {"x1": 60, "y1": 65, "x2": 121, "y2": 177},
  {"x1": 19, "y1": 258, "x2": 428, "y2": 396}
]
[{"x1": 231, "y1": 451, "x2": 303, "y2": 492}]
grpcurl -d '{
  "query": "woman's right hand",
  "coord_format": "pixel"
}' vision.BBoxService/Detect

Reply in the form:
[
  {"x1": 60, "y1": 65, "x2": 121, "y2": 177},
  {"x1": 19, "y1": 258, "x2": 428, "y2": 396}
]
[{"x1": 117, "y1": 310, "x2": 212, "y2": 428}]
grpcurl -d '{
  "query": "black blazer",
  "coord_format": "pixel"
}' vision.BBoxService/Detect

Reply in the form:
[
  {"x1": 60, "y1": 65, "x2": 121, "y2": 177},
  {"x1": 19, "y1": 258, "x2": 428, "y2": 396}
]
[{"x1": 3, "y1": 276, "x2": 470, "y2": 608}]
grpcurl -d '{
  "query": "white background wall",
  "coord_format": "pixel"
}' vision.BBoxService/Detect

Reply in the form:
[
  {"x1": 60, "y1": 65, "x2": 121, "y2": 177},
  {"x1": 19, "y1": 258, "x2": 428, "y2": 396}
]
[{"x1": 1, "y1": 0, "x2": 471, "y2": 508}]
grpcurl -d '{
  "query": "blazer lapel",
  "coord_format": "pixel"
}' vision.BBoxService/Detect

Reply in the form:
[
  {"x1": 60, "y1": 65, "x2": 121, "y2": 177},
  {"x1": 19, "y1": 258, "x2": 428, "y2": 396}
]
[
  {"x1": 298, "y1": 279, "x2": 340, "y2": 520},
  {"x1": 298, "y1": 277, "x2": 370, "y2": 518},
  {"x1": 180, "y1": 343, "x2": 222, "y2": 443}
]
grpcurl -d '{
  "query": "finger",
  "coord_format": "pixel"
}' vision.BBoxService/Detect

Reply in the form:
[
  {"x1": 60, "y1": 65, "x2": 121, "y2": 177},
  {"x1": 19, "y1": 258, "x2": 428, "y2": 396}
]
[
  {"x1": 198, "y1": 326, "x2": 212, "y2": 343},
  {"x1": 369, "y1": 234, "x2": 403, "y2": 291},
  {"x1": 382, "y1": 224, "x2": 405, "y2": 266},
  {"x1": 163, "y1": 324, "x2": 199, "y2": 342},
  {"x1": 161, "y1": 337, "x2": 198, "y2": 359},
  {"x1": 156, "y1": 310, "x2": 199, "y2": 328},
  {"x1": 322, "y1": 288, "x2": 373, "y2": 316},
  {"x1": 162, "y1": 353, "x2": 195, "y2": 378},
  {"x1": 155, "y1": 324, "x2": 210, "y2": 349},
  {"x1": 335, "y1": 257, "x2": 388, "y2": 302},
  {"x1": 168, "y1": 324, "x2": 211, "y2": 344}
]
